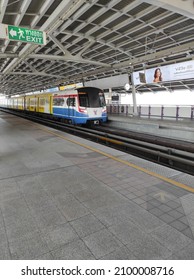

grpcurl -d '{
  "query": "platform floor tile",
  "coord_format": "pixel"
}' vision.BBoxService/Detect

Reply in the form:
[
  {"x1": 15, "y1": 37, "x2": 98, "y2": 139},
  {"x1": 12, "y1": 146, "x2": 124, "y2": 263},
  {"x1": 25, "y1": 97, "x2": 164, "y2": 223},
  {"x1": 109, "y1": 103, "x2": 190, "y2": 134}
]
[{"x1": 1, "y1": 114, "x2": 194, "y2": 259}]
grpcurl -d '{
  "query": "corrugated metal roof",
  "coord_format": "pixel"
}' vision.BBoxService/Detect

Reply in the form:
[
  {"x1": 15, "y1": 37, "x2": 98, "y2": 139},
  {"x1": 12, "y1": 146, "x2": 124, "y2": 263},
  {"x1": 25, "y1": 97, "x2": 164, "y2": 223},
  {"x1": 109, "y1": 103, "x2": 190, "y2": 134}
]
[{"x1": 0, "y1": 0, "x2": 194, "y2": 95}]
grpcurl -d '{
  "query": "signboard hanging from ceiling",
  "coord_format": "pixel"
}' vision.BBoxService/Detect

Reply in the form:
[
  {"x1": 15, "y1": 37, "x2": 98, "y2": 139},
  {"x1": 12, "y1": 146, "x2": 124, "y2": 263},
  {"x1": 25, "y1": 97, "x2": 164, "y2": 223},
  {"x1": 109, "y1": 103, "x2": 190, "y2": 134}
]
[
  {"x1": 0, "y1": 23, "x2": 46, "y2": 45},
  {"x1": 132, "y1": 60, "x2": 194, "y2": 85}
]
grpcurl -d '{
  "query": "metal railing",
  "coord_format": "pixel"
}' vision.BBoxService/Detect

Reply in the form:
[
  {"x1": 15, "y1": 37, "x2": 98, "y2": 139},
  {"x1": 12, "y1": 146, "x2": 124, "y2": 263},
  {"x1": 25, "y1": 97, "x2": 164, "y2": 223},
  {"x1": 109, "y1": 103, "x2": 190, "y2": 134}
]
[{"x1": 107, "y1": 104, "x2": 194, "y2": 120}]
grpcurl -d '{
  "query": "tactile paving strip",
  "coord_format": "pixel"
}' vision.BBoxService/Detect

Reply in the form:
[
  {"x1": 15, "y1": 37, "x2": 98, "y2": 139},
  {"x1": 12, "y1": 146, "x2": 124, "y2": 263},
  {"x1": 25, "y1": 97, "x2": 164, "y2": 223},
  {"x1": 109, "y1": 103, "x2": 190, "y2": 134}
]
[{"x1": 120, "y1": 154, "x2": 182, "y2": 178}]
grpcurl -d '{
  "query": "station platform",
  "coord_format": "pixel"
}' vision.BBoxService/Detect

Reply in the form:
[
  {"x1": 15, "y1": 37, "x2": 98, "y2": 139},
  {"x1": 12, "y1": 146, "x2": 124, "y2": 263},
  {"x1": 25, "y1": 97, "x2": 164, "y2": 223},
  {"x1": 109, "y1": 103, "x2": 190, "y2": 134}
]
[
  {"x1": 1, "y1": 111, "x2": 194, "y2": 260},
  {"x1": 107, "y1": 114, "x2": 194, "y2": 143}
]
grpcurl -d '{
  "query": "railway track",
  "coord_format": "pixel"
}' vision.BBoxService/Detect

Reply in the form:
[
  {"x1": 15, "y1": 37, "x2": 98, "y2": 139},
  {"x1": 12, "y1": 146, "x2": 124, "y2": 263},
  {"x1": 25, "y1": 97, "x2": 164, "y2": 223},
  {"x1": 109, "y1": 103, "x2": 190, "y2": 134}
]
[
  {"x1": 94, "y1": 123, "x2": 194, "y2": 153},
  {"x1": 1, "y1": 108, "x2": 194, "y2": 176}
]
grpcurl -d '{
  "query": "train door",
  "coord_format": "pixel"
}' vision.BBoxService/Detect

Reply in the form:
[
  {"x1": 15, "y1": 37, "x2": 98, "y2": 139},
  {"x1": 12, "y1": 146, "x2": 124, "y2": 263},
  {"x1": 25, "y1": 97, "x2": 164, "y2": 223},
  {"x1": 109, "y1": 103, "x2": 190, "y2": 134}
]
[
  {"x1": 38, "y1": 97, "x2": 44, "y2": 113},
  {"x1": 24, "y1": 96, "x2": 26, "y2": 110},
  {"x1": 13, "y1": 98, "x2": 17, "y2": 109},
  {"x1": 39, "y1": 95, "x2": 50, "y2": 113},
  {"x1": 30, "y1": 97, "x2": 35, "y2": 111},
  {"x1": 17, "y1": 98, "x2": 20, "y2": 109},
  {"x1": 13, "y1": 99, "x2": 15, "y2": 108},
  {"x1": 50, "y1": 96, "x2": 53, "y2": 114},
  {"x1": 44, "y1": 96, "x2": 50, "y2": 113},
  {"x1": 26, "y1": 97, "x2": 30, "y2": 110},
  {"x1": 67, "y1": 95, "x2": 76, "y2": 119}
]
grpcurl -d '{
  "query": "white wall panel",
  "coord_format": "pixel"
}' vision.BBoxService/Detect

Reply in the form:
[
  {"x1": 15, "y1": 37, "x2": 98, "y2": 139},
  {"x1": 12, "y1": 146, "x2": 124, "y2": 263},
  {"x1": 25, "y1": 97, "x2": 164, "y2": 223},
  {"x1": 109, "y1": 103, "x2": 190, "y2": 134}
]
[
  {"x1": 85, "y1": 74, "x2": 129, "y2": 89},
  {"x1": 150, "y1": 106, "x2": 162, "y2": 116},
  {"x1": 179, "y1": 106, "x2": 191, "y2": 118},
  {"x1": 163, "y1": 106, "x2": 177, "y2": 117}
]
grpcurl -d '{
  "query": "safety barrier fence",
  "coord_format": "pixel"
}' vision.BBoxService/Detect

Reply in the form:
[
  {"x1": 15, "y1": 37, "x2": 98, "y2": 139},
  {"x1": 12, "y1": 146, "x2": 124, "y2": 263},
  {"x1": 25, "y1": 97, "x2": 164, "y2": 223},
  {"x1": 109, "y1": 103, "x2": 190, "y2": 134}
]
[{"x1": 107, "y1": 104, "x2": 194, "y2": 120}]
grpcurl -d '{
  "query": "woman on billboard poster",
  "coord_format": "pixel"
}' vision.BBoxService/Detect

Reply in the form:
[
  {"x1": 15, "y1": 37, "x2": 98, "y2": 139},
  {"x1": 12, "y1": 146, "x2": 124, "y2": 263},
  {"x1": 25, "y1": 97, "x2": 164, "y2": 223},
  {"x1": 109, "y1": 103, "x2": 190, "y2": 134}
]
[{"x1": 153, "y1": 68, "x2": 163, "y2": 82}]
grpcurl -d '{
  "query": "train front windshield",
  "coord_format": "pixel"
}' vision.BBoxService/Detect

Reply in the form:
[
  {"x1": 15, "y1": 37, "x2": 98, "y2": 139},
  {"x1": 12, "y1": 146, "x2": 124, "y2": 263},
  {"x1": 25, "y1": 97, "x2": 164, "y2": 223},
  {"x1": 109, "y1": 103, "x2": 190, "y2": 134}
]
[{"x1": 78, "y1": 87, "x2": 106, "y2": 108}]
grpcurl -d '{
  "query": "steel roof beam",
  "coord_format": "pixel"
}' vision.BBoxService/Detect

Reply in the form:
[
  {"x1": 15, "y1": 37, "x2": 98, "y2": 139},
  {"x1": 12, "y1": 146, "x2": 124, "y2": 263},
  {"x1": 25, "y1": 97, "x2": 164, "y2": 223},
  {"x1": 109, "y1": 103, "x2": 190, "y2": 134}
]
[
  {"x1": 41, "y1": 12, "x2": 190, "y2": 69},
  {"x1": 2, "y1": 0, "x2": 32, "y2": 53},
  {"x1": 79, "y1": 16, "x2": 190, "y2": 62},
  {"x1": 29, "y1": 53, "x2": 111, "y2": 68},
  {"x1": 29, "y1": 2, "x2": 185, "y2": 76},
  {"x1": 0, "y1": 0, "x2": 9, "y2": 22},
  {"x1": 15, "y1": 0, "x2": 32, "y2": 26},
  {"x1": 57, "y1": 0, "x2": 100, "y2": 34},
  {"x1": 57, "y1": 0, "x2": 135, "y2": 57},
  {"x1": 60, "y1": 9, "x2": 178, "y2": 63},
  {"x1": 30, "y1": 0, "x2": 55, "y2": 27},
  {"x1": 6, "y1": 0, "x2": 55, "y2": 55},
  {"x1": 10, "y1": 71, "x2": 63, "y2": 78},
  {"x1": 114, "y1": 41, "x2": 194, "y2": 68},
  {"x1": 3, "y1": 0, "x2": 88, "y2": 75}
]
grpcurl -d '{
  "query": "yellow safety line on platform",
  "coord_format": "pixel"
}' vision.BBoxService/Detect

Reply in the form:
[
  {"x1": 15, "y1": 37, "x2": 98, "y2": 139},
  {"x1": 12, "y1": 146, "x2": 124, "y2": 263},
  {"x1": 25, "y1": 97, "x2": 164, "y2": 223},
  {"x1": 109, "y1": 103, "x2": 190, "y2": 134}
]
[{"x1": 38, "y1": 125, "x2": 194, "y2": 194}]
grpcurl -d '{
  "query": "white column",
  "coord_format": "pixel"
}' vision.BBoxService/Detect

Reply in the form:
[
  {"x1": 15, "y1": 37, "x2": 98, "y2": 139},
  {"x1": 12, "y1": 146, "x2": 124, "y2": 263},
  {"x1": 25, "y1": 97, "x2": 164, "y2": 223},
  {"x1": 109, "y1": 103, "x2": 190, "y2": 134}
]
[
  {"x1": 108, "y1": 87, "x2": 112, "y2": 105},
  {"x1": 130, "y1": 73, "x2": 138, "y2": 116}
]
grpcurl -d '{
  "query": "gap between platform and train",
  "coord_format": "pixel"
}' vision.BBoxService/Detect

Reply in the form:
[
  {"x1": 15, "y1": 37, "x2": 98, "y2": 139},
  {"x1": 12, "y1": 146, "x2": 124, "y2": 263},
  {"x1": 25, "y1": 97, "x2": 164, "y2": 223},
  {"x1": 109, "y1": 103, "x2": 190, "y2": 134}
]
[{"x1": 38, "y1": 125, "x2": 194, "y2": 194}]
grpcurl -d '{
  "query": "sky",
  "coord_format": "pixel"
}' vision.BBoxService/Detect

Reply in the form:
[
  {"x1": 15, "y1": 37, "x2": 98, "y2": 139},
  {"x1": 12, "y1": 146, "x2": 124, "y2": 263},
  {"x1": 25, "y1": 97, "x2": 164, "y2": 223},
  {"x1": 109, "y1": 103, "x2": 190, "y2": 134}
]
[{"x1": 121, "y1": 89, "x2": 194, "y2": 106}]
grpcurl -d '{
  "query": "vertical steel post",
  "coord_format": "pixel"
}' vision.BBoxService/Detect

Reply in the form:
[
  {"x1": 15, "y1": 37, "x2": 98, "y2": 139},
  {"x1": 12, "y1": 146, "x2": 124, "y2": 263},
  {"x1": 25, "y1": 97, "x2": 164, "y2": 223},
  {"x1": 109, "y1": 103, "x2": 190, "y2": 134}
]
[{"x1": 130, "y1": 72, "x2": 138, "y2": 116}]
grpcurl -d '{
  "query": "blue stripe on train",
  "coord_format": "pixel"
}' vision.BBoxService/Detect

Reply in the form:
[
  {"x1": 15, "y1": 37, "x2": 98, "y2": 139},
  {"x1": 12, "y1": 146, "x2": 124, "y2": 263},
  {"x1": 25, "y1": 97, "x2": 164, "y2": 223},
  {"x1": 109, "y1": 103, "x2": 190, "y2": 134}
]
[{"x1": 53, "y1": 107, "x2": 107, "y2": 124}]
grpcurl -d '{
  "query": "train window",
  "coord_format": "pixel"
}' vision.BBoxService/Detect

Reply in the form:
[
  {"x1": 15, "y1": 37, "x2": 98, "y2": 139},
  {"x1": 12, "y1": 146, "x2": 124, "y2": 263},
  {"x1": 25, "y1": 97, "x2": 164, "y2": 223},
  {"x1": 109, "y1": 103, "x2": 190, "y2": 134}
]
[
  {"x1": 30, "y1": 99, "x2": 35, "y2": 105},
  {"x1": 99, "y1": 92, "x2": 106, "y2": 107},
  {"x1": 53, "y1": 97, "x2": 64, "y2": 106},
  {"x1": 79, "y1": 94, "x2": 89, "y2": 107},
  {"x1": 87, "y1": 92, "x2": 99, "y2": 108},
  {"x1": 78, "y1": 88, "x2": 106, "y2": 108},
  {"x1": 66, "y1": 97, "x2": 75, "y2": 107},
  {"x1": 18, "y1": 99, "x2": 22, "y2": 105},
  {"x1": 39, "y1": 98, "x2": 45, "y2": 105}
]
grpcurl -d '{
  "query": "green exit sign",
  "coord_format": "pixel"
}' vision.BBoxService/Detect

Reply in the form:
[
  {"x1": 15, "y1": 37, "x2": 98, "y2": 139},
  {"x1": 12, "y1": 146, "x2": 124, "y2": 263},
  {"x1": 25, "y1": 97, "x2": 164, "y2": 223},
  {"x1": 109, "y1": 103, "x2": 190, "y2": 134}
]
[{"x1": 8, "y1": 25, "x2": 46, "y2": 45}]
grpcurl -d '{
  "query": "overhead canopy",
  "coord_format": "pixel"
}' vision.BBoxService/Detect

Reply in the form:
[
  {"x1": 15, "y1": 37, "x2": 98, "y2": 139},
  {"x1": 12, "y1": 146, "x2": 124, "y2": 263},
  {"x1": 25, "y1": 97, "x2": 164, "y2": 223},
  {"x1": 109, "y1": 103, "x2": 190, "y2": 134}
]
[{"x1": 0, "y1": 0, "x2": 194, "y2": 96}]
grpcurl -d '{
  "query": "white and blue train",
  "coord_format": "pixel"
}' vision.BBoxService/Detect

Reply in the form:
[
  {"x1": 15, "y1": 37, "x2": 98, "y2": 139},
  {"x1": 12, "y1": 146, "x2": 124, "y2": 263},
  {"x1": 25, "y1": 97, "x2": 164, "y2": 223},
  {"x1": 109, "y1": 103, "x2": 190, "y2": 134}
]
[{"x1": 1, "y1": 87, "x2": 108, "y2": 125}]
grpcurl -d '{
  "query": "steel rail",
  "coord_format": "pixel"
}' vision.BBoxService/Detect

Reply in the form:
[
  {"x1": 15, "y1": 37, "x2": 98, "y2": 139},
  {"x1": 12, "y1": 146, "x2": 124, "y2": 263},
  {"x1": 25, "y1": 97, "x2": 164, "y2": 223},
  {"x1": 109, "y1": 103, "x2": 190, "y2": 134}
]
[{"x1": 1, "y1": 107, "x2": 194, "y2": 175}]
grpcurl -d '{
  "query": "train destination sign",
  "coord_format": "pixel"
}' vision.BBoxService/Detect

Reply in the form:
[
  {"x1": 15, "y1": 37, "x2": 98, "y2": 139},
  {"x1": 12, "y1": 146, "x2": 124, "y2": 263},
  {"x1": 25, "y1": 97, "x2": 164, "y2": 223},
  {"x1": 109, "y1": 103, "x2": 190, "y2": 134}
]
[{"x1": 0, "y1": 23, "x2": 46, "y2": 45}]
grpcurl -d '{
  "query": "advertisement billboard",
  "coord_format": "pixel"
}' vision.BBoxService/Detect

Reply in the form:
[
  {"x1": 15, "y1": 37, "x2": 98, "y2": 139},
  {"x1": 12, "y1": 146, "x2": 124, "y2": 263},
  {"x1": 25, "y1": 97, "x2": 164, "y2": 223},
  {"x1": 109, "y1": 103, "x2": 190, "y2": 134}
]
[{"x1": 133, "y1": 60, "x2": 194, "y2": 85}]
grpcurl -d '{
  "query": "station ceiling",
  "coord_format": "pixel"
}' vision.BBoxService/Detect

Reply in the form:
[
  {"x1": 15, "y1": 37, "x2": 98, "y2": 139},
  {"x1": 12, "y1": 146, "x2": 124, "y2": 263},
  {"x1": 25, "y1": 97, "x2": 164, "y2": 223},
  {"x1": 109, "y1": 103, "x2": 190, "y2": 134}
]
[{"x1": 0, "y1": 0, "x2": 194, "y2": 95}]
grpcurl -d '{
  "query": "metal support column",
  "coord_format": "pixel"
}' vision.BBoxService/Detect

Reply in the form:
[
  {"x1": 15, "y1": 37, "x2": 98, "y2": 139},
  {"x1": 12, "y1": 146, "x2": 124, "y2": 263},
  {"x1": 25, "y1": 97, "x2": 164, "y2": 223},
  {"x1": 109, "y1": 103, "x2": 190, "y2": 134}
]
[{"x1": 130, "y1": 72, "x2": 138, "y2": 116}]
